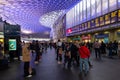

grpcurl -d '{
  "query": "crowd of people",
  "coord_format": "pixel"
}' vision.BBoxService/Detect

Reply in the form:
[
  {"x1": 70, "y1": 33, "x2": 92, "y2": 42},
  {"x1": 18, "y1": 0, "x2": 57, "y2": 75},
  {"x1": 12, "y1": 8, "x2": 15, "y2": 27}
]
[{"x1": 21, "y1": 39, "x2": 120, "y2": 78}]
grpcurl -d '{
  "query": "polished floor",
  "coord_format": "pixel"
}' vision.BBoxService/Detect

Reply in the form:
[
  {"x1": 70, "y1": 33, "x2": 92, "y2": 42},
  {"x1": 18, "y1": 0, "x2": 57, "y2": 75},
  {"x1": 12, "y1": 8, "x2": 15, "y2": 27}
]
[{"x1": 0, "y1": 48, "x2": 120, "y2": 80}]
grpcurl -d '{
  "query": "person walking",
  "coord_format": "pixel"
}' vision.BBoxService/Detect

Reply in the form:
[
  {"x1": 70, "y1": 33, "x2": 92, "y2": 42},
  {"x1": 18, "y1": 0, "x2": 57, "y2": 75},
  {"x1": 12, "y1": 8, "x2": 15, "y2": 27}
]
[
  {"x1": 78, "y1": 43, "x2": 90, "y2": 76},
  {"x1": 22, "y1": 43, "x2": 32, "y2": 78}
]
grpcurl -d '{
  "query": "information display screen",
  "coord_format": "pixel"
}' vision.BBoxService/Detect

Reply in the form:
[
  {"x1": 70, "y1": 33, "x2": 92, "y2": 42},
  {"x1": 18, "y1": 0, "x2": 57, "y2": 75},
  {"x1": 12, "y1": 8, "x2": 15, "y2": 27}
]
[{"x1": 9, "y1": 39, "x2": 16, "y2": 51}]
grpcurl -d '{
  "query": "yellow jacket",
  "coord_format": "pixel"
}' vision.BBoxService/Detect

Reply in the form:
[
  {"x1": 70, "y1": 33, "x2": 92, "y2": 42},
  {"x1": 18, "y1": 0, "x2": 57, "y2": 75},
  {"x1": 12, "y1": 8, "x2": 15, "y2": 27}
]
[{"x1": 22, "y1": 43, "x2": 31, "y2": 62}]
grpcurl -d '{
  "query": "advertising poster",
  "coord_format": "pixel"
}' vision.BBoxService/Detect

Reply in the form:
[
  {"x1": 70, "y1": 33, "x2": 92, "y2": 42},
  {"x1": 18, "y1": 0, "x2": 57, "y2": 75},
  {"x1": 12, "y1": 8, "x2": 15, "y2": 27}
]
[
  {"x1": 9, "y1": 39, "x2": 16, "y2": 51},
  {"x1": 111, "y1": 10, "x2": 118, "y2": 23},
  {"x1": 105, "y1": 13, "x2": 110, "y2": 25}
]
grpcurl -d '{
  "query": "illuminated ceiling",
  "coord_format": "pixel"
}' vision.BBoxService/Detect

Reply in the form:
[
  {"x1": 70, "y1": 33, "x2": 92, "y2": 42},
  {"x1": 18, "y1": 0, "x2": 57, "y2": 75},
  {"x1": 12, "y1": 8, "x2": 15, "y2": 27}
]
[{"x1": 0, "y1": 0, "x2": 81, "y2": 38}]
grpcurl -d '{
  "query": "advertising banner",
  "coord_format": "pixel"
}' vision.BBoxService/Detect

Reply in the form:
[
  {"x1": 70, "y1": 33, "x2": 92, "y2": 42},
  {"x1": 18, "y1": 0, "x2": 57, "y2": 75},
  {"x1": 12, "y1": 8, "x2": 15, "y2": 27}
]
[{"x1": 9, "y1": 39, "x2": 16, "y2": 51}]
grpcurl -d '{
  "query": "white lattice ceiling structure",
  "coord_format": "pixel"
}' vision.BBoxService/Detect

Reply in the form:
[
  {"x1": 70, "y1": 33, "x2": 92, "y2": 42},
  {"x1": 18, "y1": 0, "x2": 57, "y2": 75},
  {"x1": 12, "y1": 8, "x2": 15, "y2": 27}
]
[{"x1": 0, "y1": 0, "x2": 80, "y2": 38}]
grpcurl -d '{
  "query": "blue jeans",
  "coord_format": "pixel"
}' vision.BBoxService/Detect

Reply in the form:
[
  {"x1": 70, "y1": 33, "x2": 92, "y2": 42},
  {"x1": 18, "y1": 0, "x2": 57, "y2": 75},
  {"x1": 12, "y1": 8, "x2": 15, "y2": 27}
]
[{"x1": 79, "y1": 58, "x2": 89, "y2": 74}]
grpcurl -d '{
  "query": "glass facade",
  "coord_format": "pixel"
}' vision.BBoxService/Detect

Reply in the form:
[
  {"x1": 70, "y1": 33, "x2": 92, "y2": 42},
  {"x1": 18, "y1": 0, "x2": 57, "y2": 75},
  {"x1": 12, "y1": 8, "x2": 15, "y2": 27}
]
[{"x1": 66, "y1": 0, "x2": 119, "y2": 29}]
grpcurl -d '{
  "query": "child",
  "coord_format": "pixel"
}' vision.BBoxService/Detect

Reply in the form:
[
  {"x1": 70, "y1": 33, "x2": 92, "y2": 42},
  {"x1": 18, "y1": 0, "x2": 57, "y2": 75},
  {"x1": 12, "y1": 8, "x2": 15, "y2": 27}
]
[{"x1": 58, "y1": 47, "x2": 63, "y2": 64}]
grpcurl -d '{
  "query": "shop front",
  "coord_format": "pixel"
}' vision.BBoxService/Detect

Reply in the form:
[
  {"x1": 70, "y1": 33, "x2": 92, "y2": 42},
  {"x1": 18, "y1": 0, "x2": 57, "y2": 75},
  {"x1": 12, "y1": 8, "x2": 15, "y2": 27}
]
[{"x1": 94, "y1": 34, "x2": 109, "y2": 43}]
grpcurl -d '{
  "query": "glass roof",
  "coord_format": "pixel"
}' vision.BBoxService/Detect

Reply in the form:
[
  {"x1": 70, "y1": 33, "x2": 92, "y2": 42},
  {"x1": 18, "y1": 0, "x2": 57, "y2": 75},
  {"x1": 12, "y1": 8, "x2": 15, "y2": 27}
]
[{"x1": 0, "y1": 0, "x2": 81, "y2": 34}]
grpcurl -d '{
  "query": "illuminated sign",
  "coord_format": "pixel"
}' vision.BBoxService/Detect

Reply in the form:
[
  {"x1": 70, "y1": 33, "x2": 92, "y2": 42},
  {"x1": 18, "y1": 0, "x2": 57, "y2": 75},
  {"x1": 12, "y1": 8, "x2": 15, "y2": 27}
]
[
  {"x1": 105, "y1": 13, "x2": 110, "y2": 25},
  {"x1": 67, "y1": 28, "x2": 72, "y2": 34},
  {"x1": 9, "y1": 39, "x2": 16, "y2": 51},
  {"x1": 118, "y1": 10, "x2": 120, "y2": 21},
  {"x1": 111, "y1": 10, "x2": 117, "y2": 23},
  {"x1": 95, "y1": 18, "x2": 99, "y2": 27},
  {"x1": 100, "y1": 16, "x2": 104, "y2": 26}
]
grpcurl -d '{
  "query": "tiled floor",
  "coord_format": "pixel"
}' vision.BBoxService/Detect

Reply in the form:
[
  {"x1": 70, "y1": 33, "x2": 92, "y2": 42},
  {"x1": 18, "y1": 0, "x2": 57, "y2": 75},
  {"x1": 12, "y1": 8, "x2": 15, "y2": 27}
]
[{"x1": 0, "y1": 48, "x2": 120, "y2": 80}]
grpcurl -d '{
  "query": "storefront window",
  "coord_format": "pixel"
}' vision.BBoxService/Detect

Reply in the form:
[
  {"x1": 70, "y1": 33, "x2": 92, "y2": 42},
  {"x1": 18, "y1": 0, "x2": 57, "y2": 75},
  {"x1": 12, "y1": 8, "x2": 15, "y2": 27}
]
[{"x1": 109, "y1": 0, "x2": 117, "y2": 12}]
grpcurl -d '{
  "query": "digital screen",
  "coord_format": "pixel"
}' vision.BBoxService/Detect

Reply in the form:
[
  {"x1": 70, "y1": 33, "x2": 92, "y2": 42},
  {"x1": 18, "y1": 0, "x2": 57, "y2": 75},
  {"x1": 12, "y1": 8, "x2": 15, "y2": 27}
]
[
  {"x1": 100, "y1": 16, "x2": 105, "y2": 26},
  {"x1": 111, "y1": 10, "x2": 118, "y2": 23},
  {"x1": 91, "y1": 0, "x2": 96, "y2": 17},
  {"x1": 95, "y1": 18, "x2": 100, "y2": 27},
  {"x1": 109, "y1": 0, "x2": 117, "y2": 12},
  {"x1": 96, "y1": 0, "x2": 102, "y2": 16},
  {"x1": 105, "y1": 13, "x2": 110, "y2": 25},
  {"x1": 118, "y1": 10, "x2": 120, "y2": 21},
  {"x1": 102, "y1": 0, "x2": 108, "y2": 15},
  {"x1": 9, "y1": 39, "x2": 16, "y2": 51}
]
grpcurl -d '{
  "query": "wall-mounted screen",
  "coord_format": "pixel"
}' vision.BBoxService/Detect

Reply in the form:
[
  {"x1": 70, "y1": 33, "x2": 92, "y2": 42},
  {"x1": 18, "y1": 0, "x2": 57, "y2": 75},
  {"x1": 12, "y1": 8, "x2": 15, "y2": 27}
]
[{"x1": 9, "y1": 39, "x2": 16, "y2": 51}]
